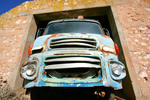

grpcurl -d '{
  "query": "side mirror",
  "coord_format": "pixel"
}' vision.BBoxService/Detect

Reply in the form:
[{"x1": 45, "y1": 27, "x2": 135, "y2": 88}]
[
  {"x1": 103, "y1": 28, "x2": 110, "y2": 37},
  {"x1": 36, "y1": 28, "x2": 45, "y2": 38}
]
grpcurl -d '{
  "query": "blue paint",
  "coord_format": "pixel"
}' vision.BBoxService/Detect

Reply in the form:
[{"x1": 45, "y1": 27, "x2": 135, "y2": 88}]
[{"x1": 21, "y1": 19, "x2": 126, "y2": 90}]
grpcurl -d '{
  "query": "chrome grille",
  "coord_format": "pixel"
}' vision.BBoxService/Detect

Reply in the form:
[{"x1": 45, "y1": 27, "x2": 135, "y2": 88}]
[
  {"x1": 49, "y1": 38, "x2": 96, "y2": 49},
  {"x1": 44, "y1": 56, "x2": 101, "y2": 78},
  {"x1": 44, "y1": 56, "x2": 101, "y2": 70}
]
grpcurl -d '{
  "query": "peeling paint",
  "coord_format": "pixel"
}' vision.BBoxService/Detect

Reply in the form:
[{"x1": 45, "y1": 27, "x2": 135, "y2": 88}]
[{"x1": 21, "y1": 18, "x2": 126, "y2": 89}]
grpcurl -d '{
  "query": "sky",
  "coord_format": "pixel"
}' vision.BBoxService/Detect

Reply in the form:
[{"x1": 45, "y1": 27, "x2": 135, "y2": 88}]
[{"x1": 0, "y1": 0, "x2": 33, "y2": 15}]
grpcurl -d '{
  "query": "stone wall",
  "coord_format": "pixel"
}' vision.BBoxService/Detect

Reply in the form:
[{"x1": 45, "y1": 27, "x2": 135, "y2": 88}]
[
  {"x1": 116, "y1": 0, "x2": 150, "y2": 96},
  {"x1": 0, "y1": 15, "x2": 29, "y2": 84},
  {"x1": 0, "y1": 0, "x2": 149, "y2": 97}
]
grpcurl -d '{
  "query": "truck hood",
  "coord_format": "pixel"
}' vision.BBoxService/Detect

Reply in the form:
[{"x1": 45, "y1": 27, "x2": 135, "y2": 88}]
[{"x1": 32, "y1": 33, "x2": 114, "y2": 50}]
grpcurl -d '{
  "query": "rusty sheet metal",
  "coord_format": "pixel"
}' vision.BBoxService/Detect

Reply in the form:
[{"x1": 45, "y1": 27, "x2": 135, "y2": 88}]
[
  {"x1": 100, "y1": 34, "x2": 111, "y2": 38},
  {"x1": 32, "y1": 33, "x2": 114, "y2": 51},
  {"x1": 21, "y1": 19, "x2": 126, "y2": 89},
  {"x1": 22, "y1": 45, "x2": 125, "y2": 89}
]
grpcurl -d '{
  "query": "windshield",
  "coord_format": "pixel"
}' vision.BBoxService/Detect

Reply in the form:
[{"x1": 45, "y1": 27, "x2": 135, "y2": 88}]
[{"x1": 43, "y1": 21, "x2": 103, "y2": 35}]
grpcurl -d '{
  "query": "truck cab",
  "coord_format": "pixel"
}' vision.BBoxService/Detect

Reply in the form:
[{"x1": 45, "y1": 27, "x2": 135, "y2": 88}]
[{"x1": 20, "y1": 17, "x2": 126, "y2": 90}]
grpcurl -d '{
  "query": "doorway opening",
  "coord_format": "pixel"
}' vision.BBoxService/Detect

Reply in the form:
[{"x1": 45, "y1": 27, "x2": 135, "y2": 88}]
[{"x1": 21, "y1": 6, "x2": 136, "y2": 99}]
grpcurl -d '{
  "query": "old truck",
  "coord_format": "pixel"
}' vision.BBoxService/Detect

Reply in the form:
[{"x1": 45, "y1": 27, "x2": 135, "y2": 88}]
[{"x1": 20, "y1": 16, "x2": 126, "y2": 99}]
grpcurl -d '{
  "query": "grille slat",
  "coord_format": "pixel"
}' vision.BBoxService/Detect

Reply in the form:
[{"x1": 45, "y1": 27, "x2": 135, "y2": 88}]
[
  {"x1": 50, "y1": 43, "x2": 96, "y2": 48},
  {"x1": 44, "y1": 57, "x2": 101, "y2": 70},
  {"x1": 51, "y1": 39, "x2": 96, "y2": 44},
  {"x1": 49, "y1": 38, "x2": 96, "y2": 49},
  {"x1": 44, "y1": 63, "x2": 101, "y2": 70},
  {"x1": 44, "y1": 57, "x2": 100, "y2": 63},
  {"x1": 44, "y1": 56, "x2": 101, "y2": 78}
]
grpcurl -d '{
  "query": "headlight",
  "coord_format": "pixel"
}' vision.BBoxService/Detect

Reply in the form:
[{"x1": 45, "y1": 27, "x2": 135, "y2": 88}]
[
  {"x1": 26, "y1": 64, "x2": 36, "y2": 76},
  {"x1": 102, "y1": 46, "x2": 115, "y2": 54},
  {"x1": 111, "y1": 63, "x2": 123, "y2": 76}
]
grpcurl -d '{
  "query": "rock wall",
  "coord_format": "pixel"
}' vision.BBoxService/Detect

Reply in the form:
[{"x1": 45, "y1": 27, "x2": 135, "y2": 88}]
[
  {"x1": 0, "y1": 0, "x2": 149, "y2": 97},
  {"x1": 116, "y1": 0, "x2": 150, "y2": 96}
]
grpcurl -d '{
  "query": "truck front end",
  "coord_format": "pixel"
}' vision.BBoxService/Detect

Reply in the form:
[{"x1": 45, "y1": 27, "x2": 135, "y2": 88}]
[{"x1": 20, "y1": 18, "x2": 126, "y2": 90}]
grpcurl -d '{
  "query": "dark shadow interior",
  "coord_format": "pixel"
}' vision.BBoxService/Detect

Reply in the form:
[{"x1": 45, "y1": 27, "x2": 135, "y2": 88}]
[{"x1": 28, "y1": 6, "x2": 136, "y2": 100}]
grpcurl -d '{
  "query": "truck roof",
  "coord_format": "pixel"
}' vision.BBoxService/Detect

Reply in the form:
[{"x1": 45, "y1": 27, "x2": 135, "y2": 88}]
[{"x1": 48, "y1": 18, "x2": 101, "y2": 26}]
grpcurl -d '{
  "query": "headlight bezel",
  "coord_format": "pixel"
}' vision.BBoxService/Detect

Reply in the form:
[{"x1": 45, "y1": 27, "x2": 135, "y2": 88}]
[
  {"x1": 20, "y1": 60, "x2": 38, "y2": 80},
  {"x1": 109, "y1": 61, "x2": 126, "y2": 80}
]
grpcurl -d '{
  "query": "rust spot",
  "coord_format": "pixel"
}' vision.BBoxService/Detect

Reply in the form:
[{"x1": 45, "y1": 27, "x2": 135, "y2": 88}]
[
  {"x1": 100, "y1": 91, "x2": 105, "y2": 97},
  {"x1": 50, "y1": 34, "x2": 66, "y2": 38},
  {"x1": 42, "y1": 34, "x2": 67, "y2": 52},
  {"x1": 95, "y1": 76, "x2": 98, "y2": 78},
  {"x1": 102, "y1": 52, "x2": 110, "y2": 57},
  {"x1": 108, "y1": 58, "x2": 115, "y2": 66},
  {"x1": 80, "y1": 33, "x2": 87, "y2": 35},
  {"x1": 33, "y1": 67, "x2": 40, "y2": 82},
  {"x1": 54, "y1": 54, "x2": 65, "y2": 55},
  {"x1": 20, "y1": 73, "x2": 23, "y2": 78},
  {"x1": 50, "y1": 34, "x2": 58, "y2": 38},
  {"x1": 70, "y1": 33, "x2": 75, "y2": 35},
  {"x1": 42, "y1": 36, "x2": 52, "y2": 52},
  {"x1": 33, "y1": 77, "x2": 37, "y2": 82},
  {"x1": 33, "y1": 57, "x2": 37, "y2": 60},
  {"x1": 21, "y1": 66, "x2": 25, "y2": 69},
  {"x1": 100, "y1": 34, "x2": 111, "y2": 39},
  {"x1": 57, "y1": 34, "x2": 66, "y2": 37},
  {"x1": 115, "y1": 96, "x2": 126, "y2": 100},
  {"x1": 42, "y1": 71, "x2": 47, "y2": 75},
  {"x1": 42, "y1": 41, "x2": 47, "y2": 52},
  {"x1": 96, "y1": 38, "x2": 103, "y2": 50},
  {"x1": 22, "y1": 61, "x2": 30, "y2": 66}
]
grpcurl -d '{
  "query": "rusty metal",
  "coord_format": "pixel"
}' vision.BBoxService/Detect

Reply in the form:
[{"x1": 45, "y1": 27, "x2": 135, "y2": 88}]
[
  {"x1": 20, "y1": 18, "x2": 126, "y2": 89},
  {"x1": 42, "y1": 37, "x2": 50, "y2": 52},
  {"x1": 22, "y1": 61, "x2": 30, "y2": 66},
  {"x1": 101, "y1": 34, "x2": 111, "y2": 38},
  {"x1": 80, "y1": 33, "x2": 87, "y2": 35},
  {"x1": 115, "y1": 96, "x2": 126, "y2": 100}
]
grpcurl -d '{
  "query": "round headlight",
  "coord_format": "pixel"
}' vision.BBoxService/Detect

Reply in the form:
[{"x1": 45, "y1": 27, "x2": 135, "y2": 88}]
[
  {"x1": 111, "y1": 63, "x2": 122, "y2": 76},
  {"x1": 26, "y1": 64, "x2": 36, "y2": 76}
]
